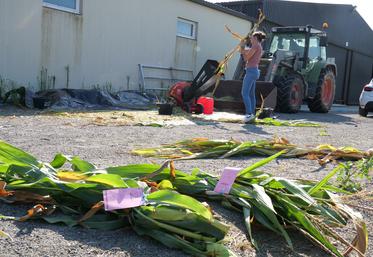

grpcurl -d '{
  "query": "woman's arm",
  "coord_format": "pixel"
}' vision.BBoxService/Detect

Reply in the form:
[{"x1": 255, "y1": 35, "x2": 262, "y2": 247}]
[
  {"x1": 239, "y1": 39, "x2": 257, "y2": 62},
  {"x1": 241, "y1": 48, "x2": 257, "y2": 62}
]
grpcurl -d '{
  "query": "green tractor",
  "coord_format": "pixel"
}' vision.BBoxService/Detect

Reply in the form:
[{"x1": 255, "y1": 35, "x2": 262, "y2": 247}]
[{"x1": 214, "y1": 25, "x2": 337, "y2": 113}]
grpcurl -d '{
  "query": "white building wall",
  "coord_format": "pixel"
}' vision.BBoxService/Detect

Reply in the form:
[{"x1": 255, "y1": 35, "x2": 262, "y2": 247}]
[
  {"x1": 0, "y1": 0, "x2": 42, "y2": 90},
  {"x1": 41, "y1": 8, "x2": 84, "y2": 89},
  {"x1": 0, "y1": 0, "x2": 251, "y2": 91}
]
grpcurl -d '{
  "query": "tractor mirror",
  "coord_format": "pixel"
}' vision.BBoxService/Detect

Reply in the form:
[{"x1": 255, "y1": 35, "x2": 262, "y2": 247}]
[{"x1": 319, "y1": 36, "x2": 328, "y2": 46}]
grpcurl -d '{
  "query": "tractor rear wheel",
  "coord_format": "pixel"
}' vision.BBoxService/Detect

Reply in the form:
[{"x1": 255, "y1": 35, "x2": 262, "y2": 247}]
[
  {"x1": 308, "y1": 68, "x2": 336, "y2": 113},
  {"x1": 276, "y1": 74, "x2": 304, "y2": 113},
  {"x1": 359, "y1": 107, "x2": 368, "y2": 117}
]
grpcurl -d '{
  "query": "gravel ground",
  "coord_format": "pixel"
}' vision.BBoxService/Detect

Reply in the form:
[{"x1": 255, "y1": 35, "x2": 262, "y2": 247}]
[{"x1": 0, "y1": 104, "x2": 372, "y2": 257}]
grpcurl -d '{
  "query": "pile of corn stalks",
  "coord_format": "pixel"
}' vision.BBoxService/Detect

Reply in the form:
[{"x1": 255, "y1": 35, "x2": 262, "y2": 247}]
[
  {"x1": 0, "y1": 141, "x2": 230, "y2": 256},
  {"x1": 132, "y1": 137, "x2": 373, "y2": 165},
  {"x1": 0, "y1": 141, "x2": 369, "y2": 256}
]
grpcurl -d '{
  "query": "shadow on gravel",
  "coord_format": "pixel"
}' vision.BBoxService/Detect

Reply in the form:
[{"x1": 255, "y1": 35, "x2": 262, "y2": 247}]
[
  {"x1": 0, "y1": 202, "x2": 186, "y2": 257},
  {"x1": 0, "y1": 105, "x2": 41, "y2": 117},
  {"x1": 0, "y1": 105, "x2": 143, "y2": 117},
  {"x1": 241, "y1": 124, "x2": 271, "y2": 135},
  {"x1": 2, "y1": 201, "x2": 329, "y2": 257},
  {"x1": 193, "y1": 120, "x2": 235, "y2": 131},
  {"x1": 276, "y1": 111, "x2": 357, "y2": 125},
  {"x1": 311, "y1": 165, "x2": 328, "y2": 173},
  {"x1": 272, "y1": 105, "x2": 362, "y2": 125},
  {"x1": 10, "y1": 218, "x2": 188, "y2": 257}
]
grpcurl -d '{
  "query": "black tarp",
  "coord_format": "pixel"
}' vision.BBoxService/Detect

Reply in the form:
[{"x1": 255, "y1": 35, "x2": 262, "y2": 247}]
[{"x1": 4, "y1": 88, "x2": 157, "y2": 110}]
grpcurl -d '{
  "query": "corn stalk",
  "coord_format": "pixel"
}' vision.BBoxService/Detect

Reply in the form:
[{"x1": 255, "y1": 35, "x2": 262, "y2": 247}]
[
  {"x1": 131, "y1": 137, "x2": 373, "y2": 165},
  {"x1": 107, "y1": 158, "x2": 368, "y2": 257},
  {"x1": 0, "y1": 141, "x2": 231, "y2": 257},
  {"x1": 0, "y1": 140, "x2": 369, "y2": 256}
]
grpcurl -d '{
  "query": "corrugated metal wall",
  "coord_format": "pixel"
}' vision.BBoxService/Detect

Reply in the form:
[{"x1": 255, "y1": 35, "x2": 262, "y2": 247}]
[
  {"x1": 221, "y1": 0, "x2": 373, "y2": 105},
  {"x1": 327, "y1": 44, "x2": 373, "y2": 105},
  {"x1": 348, "y1": 53, "x2": 373, "y2": 104},
  {"x1": 220, "y1": 1, "x2": 263, "y2": 18},
  {"x1": 327, "y1": 44, "x2": 348, "y2": 104}
]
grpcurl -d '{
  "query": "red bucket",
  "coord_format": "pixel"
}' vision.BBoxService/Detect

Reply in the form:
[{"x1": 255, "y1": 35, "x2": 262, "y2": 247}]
[{"x1": 197, "y1": 96, "x2": 214, "y2": 115}]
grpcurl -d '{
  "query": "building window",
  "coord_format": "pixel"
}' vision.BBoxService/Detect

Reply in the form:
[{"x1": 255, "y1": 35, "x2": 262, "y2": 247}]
[
  {"x1": 177, "y1": 18, "x2": 197, "y2": 40},
  {"x1": 43, "y1": 0, "x2": 81, "y2": 14}
]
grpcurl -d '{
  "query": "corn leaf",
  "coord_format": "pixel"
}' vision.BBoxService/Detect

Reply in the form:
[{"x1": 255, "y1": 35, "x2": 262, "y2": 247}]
[
  {"x1": 107, "y1": 163, "x2": 187, "y2": 180},
  {"x1": 50, "y1": 153, "x2": 68, "y2": 169},
  {"x1": 80, "y1": 214, "x2": 127, "y2": 230},
  {"x1": 57, "y1": 171, "x2": 88, "y2": 182},
  {"x1": 273, "y1": 195, "x2": 342, "y2": 257},
  {"x1": 308, "y1": 164, "x2": 344, "y2": 196},
  {"x1": 50, "y1": 153, "x2": 95, "y2": 172},
  {"x1": 147, "y1": 190, "x2": 212, "y2": 220},
  {"x1": 0, "y1": 229, "x2": 12, "y2": 240},
  {"x1": 42, "y1": 214, "x2": 79, "y2": 227},
  {"x1": 243, "y1": 206, "x2": 258, "y2": 249},
  {"x1": 85, "y1": 174, "x2": 127, "y2": 188},
  {"x1": 238, "y1": 150, "x2": 286, "y2": 177},
  {"x1": 0, "y1": 141, "x2": 39, "y2": 167},
  {"x1": 250, "y1": 184, "x2": 293, "y2": 248},
  {"x1": 132, "y1": 226, "x2": 212, "y2": 257}
]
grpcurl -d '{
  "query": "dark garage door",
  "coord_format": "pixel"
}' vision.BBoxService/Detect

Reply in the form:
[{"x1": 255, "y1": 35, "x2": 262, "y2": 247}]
[
  {"x1": 348, "y1": 53, "x2": 373, "y2": 104},
  {"x1": 327, "y1": 44, "x2": 347, "y2": 103}
]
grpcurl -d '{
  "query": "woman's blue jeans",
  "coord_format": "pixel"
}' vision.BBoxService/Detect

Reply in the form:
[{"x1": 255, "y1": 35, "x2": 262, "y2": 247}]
[{"x1": 242, "y1": 67, "x2": 260, "y2": 115}]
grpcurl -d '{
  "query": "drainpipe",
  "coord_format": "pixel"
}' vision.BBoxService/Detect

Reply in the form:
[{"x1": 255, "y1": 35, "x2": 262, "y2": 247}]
[{"x1": 65, "y1": 65, "x2": 70, "y2": 88}]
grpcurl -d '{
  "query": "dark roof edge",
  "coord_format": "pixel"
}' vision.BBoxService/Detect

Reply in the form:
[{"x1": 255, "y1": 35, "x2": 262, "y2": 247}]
[
  {"x1": 273, "y1": 0, "x2": 353, "y2": 8},
  {"x1": 219, "y1": 0, "x2": 262, "y2": 5},
  {"x1": 187, "y1": 0, "x2": 255, "y2": 22},
  {"x1": 221, "y1": 0, "x2": 353, "y2": 8}
]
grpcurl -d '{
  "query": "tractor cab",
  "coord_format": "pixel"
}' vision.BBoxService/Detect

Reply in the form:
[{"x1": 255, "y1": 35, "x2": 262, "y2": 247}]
[{"x1": 265, "y1": 26, "x2": 328, "y2": 72}]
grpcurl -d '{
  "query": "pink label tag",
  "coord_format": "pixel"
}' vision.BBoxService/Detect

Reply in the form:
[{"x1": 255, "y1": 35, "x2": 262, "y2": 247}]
[
  {"x1": 214, "y1": 167, "x2": 241, "y2": 194},
  {"x1": 103, "y1": 188, "x2": 145, "y2": 211}
]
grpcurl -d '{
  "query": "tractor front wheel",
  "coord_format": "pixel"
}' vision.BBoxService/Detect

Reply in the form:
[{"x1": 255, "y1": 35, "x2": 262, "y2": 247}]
[
  {"x1": 276, "y1": 74, "x2": 304, "y2": 113},
  {"x1": 195, "y1": 104, "x2": 204, "y2": 114},
  {"x1": 308, "y1": 68, "x2": 336, "y2": 113}
]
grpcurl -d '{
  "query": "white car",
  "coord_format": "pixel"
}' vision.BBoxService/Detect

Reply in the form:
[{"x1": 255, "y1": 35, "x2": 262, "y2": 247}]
[{"x1": 359, "y1": 78, "x2": 373, "y2": 117}]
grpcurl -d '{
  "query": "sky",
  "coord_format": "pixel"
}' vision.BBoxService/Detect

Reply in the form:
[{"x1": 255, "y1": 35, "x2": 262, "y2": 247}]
[{"x1": 207, "y1": 0, "x2": 373, "y2": 30}]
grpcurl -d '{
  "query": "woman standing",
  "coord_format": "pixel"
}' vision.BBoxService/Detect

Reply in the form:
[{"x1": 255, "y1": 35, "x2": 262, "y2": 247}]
[{"x1": 239, "y1": 31, "x2": 266, "y2": 123}]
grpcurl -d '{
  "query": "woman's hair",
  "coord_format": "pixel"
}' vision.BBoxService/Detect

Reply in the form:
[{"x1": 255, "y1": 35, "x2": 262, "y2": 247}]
[{"x1": 252, "y1": 31, "x2": 266, "y2": 42}]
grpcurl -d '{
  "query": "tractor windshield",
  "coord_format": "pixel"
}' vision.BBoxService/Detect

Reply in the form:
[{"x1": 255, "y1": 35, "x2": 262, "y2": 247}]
[
  {"x1": 269, "y1": 33, "x2": 326, "y2": 60},
  {"x1": 309, "y1": 36, "x2": 326, "y2": 60},
  {"x1": 269, "y1": 33, "x2": 305, "y2": 56}
]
